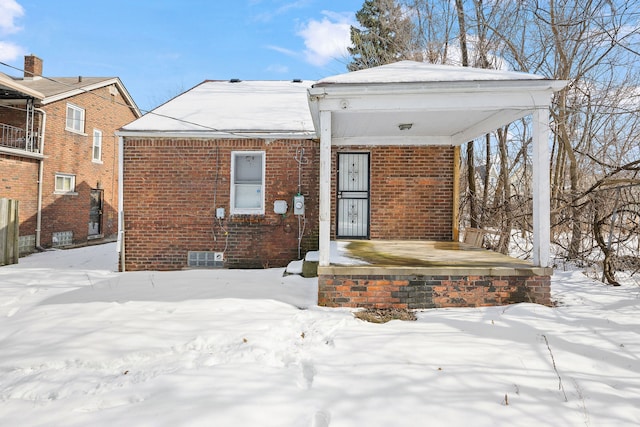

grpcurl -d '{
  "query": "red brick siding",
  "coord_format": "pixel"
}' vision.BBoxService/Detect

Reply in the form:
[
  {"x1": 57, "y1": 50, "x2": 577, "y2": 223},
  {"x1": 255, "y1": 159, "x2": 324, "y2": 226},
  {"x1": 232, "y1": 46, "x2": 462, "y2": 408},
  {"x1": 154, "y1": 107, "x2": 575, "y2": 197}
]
[
  {"x1": 332, "y1": 145, "x2": 454, "y2": 240},
  {"x1": 318, "y1": 274, "x2": 551, "y2": 308},
  {"x1": 38, "y1": 85, "x2": 137, "y2": 246},
  {"x1": 0, "y1": 154, "x2": 40, "y2": 236},
  {"x1": 122, "y1": 138, "x2": 319, "y2": 271}
]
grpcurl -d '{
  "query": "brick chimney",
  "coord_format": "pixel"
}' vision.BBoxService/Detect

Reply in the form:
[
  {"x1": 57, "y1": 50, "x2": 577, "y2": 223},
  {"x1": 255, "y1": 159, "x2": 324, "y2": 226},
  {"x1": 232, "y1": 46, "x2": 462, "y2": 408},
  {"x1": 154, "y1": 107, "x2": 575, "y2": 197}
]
[{"x1": 24, "y1": 55, "x2": 43, "y2": 79}]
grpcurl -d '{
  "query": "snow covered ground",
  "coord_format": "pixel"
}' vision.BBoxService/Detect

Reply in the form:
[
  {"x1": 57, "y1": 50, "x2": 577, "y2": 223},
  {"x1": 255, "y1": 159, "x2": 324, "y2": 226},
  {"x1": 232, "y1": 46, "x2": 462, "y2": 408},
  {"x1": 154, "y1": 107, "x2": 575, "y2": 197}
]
[{"x1": 1, "y1": 243, "x2": 639, "y2": 427}]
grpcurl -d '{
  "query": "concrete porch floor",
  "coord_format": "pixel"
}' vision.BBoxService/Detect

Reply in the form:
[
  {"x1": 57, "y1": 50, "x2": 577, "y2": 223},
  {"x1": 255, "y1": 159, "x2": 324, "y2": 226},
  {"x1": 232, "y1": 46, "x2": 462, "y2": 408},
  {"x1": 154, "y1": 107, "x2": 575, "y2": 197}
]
[
  {"x1": 314, "y1": 240, "x2": 553, "y2": 308},
  {"x1": 316, "y1": 240, "x2": 553, "y2": 277}
]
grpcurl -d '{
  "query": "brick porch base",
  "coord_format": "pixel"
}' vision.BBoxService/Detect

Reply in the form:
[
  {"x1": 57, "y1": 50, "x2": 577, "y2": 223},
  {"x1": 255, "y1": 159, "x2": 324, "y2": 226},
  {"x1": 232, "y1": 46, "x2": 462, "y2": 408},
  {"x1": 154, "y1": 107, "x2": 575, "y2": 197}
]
[{"x1": 318, "y1": 273, "x2": 551, "y2": 309}]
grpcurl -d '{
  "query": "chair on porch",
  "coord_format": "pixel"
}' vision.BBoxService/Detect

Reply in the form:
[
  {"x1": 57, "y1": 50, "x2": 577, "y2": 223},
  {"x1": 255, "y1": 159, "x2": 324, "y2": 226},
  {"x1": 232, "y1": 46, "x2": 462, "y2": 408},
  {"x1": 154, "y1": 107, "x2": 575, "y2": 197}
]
[{"x1": 463, "y1": 228, "x2": 486, "y2": 247}]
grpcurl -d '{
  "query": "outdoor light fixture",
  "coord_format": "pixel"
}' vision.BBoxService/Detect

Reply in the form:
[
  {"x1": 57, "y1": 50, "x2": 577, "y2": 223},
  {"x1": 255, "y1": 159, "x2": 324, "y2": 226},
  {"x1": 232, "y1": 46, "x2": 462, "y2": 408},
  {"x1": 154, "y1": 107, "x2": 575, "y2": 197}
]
[{"x1": 398, "y1": 123, "x2": 413, "y2": 131}]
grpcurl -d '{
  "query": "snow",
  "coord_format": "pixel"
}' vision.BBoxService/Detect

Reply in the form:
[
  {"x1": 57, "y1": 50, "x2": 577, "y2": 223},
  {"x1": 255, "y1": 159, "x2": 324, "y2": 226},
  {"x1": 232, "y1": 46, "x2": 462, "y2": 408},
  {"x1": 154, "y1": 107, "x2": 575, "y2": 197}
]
[
  {"x1": 120, "y1": 80, "x2": 316, "y2": 134},
  {"x1": 315, "y1": 60, "x2": 547, "y2": 85},
  {"x1": 1, "y1": 243, "x2": 639, "y2": 426},
  {"x1": 303, "y1": 241, "x2": 369, "y2": 265}
]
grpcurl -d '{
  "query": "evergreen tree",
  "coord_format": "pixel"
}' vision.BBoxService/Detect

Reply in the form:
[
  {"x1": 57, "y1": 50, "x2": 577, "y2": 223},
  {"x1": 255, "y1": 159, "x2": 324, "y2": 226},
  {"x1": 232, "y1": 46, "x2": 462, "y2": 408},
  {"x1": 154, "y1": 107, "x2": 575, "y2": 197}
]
[{"x1": 347, "y1": 0, "x2": 413, "y2": 71}]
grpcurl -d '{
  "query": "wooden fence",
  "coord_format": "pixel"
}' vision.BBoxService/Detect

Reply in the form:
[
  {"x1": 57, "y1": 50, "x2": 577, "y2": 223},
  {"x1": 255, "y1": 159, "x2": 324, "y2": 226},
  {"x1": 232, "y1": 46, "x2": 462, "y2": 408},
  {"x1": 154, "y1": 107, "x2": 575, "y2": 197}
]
[{"x1": 0, "y1": 198, "x2": 19, "y2": 266}]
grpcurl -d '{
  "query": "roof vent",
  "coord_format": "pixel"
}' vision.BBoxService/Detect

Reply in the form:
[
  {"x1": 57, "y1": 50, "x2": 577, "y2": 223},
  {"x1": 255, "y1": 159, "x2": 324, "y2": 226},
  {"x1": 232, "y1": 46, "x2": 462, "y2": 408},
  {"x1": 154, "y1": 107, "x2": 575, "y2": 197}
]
[
  {"x1": 292, "y1": 79, "x2": 302, "y2": 83},
  {"x1": 229, "y1": 78, "x2": 241, "y2": 83}
]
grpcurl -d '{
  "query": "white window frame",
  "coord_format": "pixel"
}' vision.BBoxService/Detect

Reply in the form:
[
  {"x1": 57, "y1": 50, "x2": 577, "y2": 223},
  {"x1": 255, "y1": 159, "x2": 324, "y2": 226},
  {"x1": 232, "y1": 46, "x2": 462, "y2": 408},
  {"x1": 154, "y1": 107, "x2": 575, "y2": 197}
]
[
  {"x1": 92, "y1": 129, "x2": 103, "y2": 162},
  {"x1": 54, "y1": 173, "x2": 76, "y2": 195},
  {"x1": 230, "y1": 151, "x2": 265, "y2": 215},
  {"x1": 65, "y1": 103, "x2": 85, "y2": 134}
]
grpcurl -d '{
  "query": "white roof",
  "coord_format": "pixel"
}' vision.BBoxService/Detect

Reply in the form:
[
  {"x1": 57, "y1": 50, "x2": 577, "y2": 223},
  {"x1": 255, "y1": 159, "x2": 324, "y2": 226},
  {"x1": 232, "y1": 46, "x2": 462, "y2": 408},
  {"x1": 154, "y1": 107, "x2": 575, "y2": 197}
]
[
  {"x1": 120, "y1": 80, "x2": 316, "y2": 139},
  {"x1": 315, "y1": 60, "x2": 547, "y2": 85}
]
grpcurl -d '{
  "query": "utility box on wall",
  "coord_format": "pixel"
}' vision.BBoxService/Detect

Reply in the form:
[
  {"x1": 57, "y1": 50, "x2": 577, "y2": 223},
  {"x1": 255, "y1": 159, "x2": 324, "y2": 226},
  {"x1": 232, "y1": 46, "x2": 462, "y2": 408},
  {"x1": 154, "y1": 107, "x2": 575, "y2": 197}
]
[{"x1": 293, "y1": 195, "x2": 305, "y2": 215}]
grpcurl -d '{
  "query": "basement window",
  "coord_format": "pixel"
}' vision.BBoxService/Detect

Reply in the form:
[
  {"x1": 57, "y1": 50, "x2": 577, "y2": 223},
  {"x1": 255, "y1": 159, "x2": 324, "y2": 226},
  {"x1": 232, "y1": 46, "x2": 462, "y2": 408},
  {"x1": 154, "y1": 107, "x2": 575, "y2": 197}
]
[
  {"x1": 231, "y1": 151, "x2": 265, "y2": 215},
  {"x1": 54, "y1": 173, "x2": 76, "y2": 194}
]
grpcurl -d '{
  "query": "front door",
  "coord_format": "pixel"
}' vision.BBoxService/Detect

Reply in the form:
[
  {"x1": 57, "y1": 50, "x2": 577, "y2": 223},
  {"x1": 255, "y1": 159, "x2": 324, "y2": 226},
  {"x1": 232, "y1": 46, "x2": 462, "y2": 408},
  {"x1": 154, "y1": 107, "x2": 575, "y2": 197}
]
[
  {"x1": 88, "y1": 189, "x2": 103, "y2": 237},
  {"x1": 337, "y1": 152, "x2": 370, "y2": 238}
]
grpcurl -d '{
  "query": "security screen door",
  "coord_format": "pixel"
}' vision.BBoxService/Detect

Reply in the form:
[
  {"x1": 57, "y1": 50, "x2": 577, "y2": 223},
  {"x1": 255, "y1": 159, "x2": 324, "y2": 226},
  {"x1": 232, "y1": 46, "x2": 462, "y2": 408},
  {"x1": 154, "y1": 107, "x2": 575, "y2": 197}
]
[
  {"x1": 337, "y1": 153, "x2": 370, "y2": 238},
  {"x1": 88, "y1": 189, "x2": 103, "y2": 237}
]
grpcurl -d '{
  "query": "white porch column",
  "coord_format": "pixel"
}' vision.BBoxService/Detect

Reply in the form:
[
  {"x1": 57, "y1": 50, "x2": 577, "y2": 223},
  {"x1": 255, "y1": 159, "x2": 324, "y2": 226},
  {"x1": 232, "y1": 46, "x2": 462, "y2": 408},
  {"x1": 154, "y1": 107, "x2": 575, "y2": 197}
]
[
  {"x1": 532, "y1": 108, "x2": 551, "y2": 267},
  {"x1": 319, "y1": 110, "x2": 332, "y2": 267}
]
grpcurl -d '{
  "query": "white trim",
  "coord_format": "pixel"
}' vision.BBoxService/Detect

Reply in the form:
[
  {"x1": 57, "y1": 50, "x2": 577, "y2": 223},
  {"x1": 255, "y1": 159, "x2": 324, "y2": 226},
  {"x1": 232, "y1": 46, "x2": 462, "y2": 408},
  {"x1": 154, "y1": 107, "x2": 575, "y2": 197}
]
[
  {"x1": 318, "y1": 111, "x2": 332, "y2": 267},
  {"x1": 532, "y1": 108, "x2": 551, "y2": 267},
  {"x1": 0, "y1": 146, "x2": 44, "y2": 159},
  {"x1": 41, "y1": 78, "x2": 142, "y2": 118},
  {"x1": 115, "y1": 130, "x2": 317, "y2": 139},
  {"x1": 0, "y1": 72, "x2": 44, "y2": 99},
  {"x1": 117, "y1": 136, "x2": 124, "y2": 267},
  {"x1": 230, "y1": 151, "x2": 266, "y2": 215}
]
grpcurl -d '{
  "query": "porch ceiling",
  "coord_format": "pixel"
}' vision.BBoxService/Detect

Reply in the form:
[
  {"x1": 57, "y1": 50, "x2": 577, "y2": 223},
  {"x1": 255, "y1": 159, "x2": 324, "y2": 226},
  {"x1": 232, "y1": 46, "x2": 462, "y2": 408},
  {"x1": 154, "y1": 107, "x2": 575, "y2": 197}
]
[{"x1": 329, "y1": 107, "x2": 533, "y2": 146}]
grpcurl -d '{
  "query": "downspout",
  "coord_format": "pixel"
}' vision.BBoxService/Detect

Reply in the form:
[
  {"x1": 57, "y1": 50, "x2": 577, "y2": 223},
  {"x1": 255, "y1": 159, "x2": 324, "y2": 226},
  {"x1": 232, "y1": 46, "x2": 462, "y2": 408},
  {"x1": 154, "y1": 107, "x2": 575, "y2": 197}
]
[
  {"x1": 35, "y1": 107, "x2": 46, "y2": 250},
  {"x1": 116, "y1": 135, "x2": 125, "y2": 271}
]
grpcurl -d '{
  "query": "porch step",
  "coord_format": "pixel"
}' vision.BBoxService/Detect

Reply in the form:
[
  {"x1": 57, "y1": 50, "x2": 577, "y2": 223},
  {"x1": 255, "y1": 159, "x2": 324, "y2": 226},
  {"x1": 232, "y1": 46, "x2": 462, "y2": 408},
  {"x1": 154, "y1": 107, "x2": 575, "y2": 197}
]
[{"x1": 284, "y1": 252, "x2": 319, "y2": 278}]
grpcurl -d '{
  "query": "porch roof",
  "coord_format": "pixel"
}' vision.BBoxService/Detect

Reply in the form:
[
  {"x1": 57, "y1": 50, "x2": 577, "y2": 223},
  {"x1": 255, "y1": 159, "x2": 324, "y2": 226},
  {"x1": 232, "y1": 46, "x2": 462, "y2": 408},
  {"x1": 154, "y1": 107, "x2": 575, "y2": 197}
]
[
  {"x1": 0, "y1": 72, "x2": 44, "y2": 102},
  {"x1": 307, "y1": 61, "x2": 567, "y2": 146},
  {"x1": 308, "y1": 61, "x2": 568, "y2": 269}
]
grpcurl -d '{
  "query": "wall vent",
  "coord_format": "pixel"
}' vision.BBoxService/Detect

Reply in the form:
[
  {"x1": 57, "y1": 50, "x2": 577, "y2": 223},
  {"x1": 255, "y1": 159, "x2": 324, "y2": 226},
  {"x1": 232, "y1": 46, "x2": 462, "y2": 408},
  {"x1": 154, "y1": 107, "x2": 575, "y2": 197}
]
[{"x1": 188, "y1": 251, "x2": 224, "y2": 268}]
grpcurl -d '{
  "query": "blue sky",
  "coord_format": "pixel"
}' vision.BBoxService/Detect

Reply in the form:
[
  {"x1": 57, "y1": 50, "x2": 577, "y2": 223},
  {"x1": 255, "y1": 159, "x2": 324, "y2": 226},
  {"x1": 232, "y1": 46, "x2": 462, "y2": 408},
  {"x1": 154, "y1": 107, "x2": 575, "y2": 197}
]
[{"x1": 0, "y1": 0, "x2": 364, "y2": 111}]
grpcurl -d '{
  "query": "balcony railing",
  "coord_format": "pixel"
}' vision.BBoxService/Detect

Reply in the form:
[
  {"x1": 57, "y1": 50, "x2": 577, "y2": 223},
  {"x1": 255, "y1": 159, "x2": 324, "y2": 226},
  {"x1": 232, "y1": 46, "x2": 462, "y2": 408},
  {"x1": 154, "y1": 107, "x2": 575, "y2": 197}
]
[{"x1": 0, "y1": 123, "x2": 39, "y2": 153}]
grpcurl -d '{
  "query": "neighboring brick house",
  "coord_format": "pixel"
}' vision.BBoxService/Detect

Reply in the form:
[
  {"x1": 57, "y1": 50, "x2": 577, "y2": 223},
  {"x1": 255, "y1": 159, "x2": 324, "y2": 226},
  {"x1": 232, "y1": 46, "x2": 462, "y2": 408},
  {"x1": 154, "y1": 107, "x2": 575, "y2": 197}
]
[{"x1": 0, "y1": 55, "x2": 140, "y2": 253}]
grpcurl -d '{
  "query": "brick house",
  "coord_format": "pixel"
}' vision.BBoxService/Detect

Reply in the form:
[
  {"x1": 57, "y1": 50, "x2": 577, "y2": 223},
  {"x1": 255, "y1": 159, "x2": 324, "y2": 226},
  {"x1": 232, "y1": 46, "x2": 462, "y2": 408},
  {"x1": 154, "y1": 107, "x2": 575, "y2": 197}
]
[
  {"x1": 0, "y1": 55, "x2": 140, "y2": 253},
  {"x1": 117, "y1": 79, "x2": 459, "y2": 271},
  {"x1": 118, "y1": 61, "x2": 566, "y2": 308}
]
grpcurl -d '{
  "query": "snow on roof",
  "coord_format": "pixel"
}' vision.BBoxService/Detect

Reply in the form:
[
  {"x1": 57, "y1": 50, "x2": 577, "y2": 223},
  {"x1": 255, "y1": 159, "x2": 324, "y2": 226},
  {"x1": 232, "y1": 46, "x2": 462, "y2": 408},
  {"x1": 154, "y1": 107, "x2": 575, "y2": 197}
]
[
  {"x1": 121, "y1": 80, "x2": 316, "y2": 137},
  {"x1": 314, "y1": 60, "x2": 547, "y2": 86}
]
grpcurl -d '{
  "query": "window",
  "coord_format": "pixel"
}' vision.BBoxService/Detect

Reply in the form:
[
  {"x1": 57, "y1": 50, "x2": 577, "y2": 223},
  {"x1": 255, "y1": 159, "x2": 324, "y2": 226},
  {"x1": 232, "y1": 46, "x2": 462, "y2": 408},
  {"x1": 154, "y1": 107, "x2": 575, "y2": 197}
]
[
  {"x1": 66, "y1": 103, "x2": 85, "y2": 133},
  {"x1": 55, "y1": 173, "x2": 76, "y2": 194},
  {"x1": 231, "y1": 151, "x2": 265, "y2": 214},
  {"x1": 92, "y1": 129, "x2": 102, "y2": 162}
]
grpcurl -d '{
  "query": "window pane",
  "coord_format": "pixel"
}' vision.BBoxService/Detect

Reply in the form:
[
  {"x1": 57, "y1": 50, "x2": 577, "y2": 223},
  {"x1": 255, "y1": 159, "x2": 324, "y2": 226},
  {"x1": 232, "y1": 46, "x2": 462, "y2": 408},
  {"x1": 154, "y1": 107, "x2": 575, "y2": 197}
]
[
  {"x1": 234, "y1": 154, "x2": 262, "y2": 183},
  {"x1": 235, "y1": 184, "x2": 262, "y2": 209},
  {"x1": 93, "y1": 130, "x2": 102, "y2": 160},
  {"x1": 56, "y1": 176, "x2": 64, "y2": 190},
  {"x1": 66, "y1": 106, "x2": 75, "y2": 129}
]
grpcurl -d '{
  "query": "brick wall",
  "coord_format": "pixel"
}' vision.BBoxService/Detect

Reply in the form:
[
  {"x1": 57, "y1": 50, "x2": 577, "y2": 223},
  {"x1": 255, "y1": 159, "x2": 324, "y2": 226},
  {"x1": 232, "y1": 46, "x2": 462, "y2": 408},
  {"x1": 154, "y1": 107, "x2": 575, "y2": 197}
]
[
  {"x1": 0, "y1": 154, "x2": 39, "y2": 236},
  {"x1": 122, "y1": 138, "x2": 319, "y2": 271},
  {"x1": 318, "y1": 274, "x2": 551, "y2": 308},
  {"x1": 38, "y1": 85, "x2": 137, "y2": 247},
  {"x1": 332, "y1": 145, "x2": 455, "y2": 240}
]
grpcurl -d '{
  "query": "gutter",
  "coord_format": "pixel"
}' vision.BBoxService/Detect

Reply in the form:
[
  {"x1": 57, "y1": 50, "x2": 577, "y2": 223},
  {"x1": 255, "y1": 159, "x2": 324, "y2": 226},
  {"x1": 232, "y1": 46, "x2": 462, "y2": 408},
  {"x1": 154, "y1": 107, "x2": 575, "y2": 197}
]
[
  {"x1": 35, "y1": 108, "x2": 46, "y2": 249},
  {"x1": 115, "y1": 130, "x2": 317, "y2": 140},
  {"x1": 117, "y1": 135, "x2": 125, "y2": 271}
]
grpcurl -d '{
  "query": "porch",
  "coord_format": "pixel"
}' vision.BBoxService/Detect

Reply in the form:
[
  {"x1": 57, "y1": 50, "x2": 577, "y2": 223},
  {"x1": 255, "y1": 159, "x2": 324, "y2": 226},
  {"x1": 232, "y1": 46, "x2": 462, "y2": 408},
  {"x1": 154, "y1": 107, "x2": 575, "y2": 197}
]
[
  {"x1": 314, "y1": 240, "x2": 552, "y2": 309},
  {"x1": 306, "y1": 61, "x2": 565, "y2": 309},
  {"x1": 0, "y1": 72, "x2": 44, "y2": 156}
]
